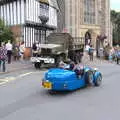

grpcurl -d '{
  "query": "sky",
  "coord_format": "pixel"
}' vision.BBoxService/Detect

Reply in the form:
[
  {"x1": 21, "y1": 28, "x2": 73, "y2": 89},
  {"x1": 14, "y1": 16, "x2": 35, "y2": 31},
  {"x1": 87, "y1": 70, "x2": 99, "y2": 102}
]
[{"x1": 110, "y1": 0, "x2": 120, "y2": 11}]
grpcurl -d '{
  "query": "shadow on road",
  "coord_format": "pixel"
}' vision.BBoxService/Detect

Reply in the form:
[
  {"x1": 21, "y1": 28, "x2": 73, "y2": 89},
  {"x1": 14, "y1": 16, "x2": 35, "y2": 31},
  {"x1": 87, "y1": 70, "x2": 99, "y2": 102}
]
[{"x1": 39, "y1": 86, "x2": 93, "y2": 97}]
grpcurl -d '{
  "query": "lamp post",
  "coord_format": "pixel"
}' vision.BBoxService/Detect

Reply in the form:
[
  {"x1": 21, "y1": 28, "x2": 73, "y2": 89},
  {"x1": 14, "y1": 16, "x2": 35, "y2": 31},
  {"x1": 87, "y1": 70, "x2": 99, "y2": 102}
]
[{"x1": 38, "y1": 0, "x2": 49, "y2": 44}]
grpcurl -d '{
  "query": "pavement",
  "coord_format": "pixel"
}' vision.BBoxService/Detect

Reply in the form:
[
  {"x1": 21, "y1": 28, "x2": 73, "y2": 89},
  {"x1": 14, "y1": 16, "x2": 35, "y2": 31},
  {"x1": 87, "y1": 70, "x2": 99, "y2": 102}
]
[
  {"x1": 81, "y1": 53, "x2": 111, "y2": 67},
  {"x1": 0, "y1": 60, "x2": 33, "y2": 74},
  {"x1": 0, "y1": 52, "x2": 117, "y2": 75}
]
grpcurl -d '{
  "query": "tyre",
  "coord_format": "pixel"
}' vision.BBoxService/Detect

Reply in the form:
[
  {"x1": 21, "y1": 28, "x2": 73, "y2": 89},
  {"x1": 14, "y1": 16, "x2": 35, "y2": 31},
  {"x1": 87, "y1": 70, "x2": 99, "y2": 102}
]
[
  {"x1": 95, "y1": 75, "x2": 102, "y2": 86},
  {"x1": 86, "y1": 71, "x2": 94, "y2": 85},
  {"x1": 54, "y1": 56, "x2": 60, "y2": 67},
  {"x1": 34, "y1": 62, "x2": 41, "y2": 69}
]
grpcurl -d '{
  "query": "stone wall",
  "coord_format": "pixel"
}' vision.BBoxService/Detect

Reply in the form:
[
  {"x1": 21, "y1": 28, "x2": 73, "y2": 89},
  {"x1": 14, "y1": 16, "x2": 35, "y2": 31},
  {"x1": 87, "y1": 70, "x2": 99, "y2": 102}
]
[{"x1": 57, "y1": 0, "x2": 112, "y2": 47}]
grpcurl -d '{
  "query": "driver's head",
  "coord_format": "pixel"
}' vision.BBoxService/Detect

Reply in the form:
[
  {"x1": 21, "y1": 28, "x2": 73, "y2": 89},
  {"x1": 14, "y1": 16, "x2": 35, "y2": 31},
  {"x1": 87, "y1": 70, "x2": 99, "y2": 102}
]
[
  {"x1": 69, "y1": 61, "x2": 75, "y2": 70},
  {"x1": 59, "y1": 61, "x2": 65, "y2": 68}
]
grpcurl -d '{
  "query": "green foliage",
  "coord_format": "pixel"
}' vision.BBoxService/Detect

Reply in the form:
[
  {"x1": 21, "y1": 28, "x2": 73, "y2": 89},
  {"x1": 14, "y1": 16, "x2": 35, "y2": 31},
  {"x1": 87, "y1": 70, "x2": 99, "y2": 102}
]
[
  {"x1": 0, "y1": 19, "x2": 14, "y2": 44},
  {"x1": 111, "y1": 10, "x2": 120, "y2": 46}
]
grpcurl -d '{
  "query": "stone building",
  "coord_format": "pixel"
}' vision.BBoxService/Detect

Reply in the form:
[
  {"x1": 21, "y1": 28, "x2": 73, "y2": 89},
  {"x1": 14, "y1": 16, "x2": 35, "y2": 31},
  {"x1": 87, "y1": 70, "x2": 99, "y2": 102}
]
[
  {"x1": 56, "y1": 0, "x2": 65, "y2": 33},
  {"x1": 0, "y1": 0, "x2": 58, "y2": 47},
  {"x1": 57, "y1": 0, "x2": 112, "y2": 48}
]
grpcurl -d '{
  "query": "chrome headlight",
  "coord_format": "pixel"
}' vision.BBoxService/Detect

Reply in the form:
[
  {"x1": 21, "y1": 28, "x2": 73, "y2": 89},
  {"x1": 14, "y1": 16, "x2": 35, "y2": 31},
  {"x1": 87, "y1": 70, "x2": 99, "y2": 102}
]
[{"x1": 94, "y1": 68, "x2": 98, "y2": 71}]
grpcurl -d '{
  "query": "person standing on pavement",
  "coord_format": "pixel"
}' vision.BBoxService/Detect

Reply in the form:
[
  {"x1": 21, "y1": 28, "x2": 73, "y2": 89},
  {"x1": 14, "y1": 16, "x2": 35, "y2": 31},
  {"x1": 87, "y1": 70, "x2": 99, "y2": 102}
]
[
  {"x1": 109, "y1": 47, "x2": 114, "y2": 63},
  {"x1": 99, "y1": 48, "x2": 104, "y2": 61},
  {"x1": 89, "y1": 45, "x2": 94, "y2": 61},
  {"x1": 32, "y1": 43, "x2": 37, "y2": 57},
  {"x1": 6, "y1": 40, "x2": 13, "y2": 64},
  {"x1": 13, "y1": 43, "x2": 20, "y2": 61},
  {"x1": 85, "y1": 44, "x2": 90, "y2": 55},
  {"x1": 0, "y1": 42, "x2": 7, "y2": 72},
  {"x1": 19, "y1": 41, "x2": 25, "y2": 60}
]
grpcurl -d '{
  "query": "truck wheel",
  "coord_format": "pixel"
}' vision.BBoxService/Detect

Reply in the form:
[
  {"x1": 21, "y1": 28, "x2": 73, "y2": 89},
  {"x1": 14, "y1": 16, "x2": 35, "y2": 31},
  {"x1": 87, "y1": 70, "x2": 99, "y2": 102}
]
[
  {"x1": 95, "y1": 75, "x2": 102, "y2": 86},
  {"x1": 34, "y1": 63, "x2": 41, "y2": 69}
]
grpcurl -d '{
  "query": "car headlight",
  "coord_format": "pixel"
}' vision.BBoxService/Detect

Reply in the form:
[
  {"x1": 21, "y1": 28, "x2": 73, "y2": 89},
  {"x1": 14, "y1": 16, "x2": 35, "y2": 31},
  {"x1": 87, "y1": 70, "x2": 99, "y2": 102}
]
[{"x1": 94, "y1": 68, "x2": 98, "y2": 71}]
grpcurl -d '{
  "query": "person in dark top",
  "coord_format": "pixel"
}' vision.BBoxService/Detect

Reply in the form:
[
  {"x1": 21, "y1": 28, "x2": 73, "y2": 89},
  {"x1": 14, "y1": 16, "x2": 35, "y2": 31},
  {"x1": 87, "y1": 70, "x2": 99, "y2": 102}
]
[
  {"x1": 32, "y1": 43, "x2": 37, "y2": 51},
  {"x1": 32, "y1": 43, "x2": 37, "y2": 57}
]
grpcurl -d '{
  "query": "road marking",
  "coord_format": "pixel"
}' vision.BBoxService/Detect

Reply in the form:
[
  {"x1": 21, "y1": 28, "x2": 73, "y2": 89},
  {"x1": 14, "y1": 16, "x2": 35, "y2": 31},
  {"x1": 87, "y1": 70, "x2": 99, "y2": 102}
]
[
  {"x1": 0, "y1": 80, "x2": 8, "y2": 85},
  {"x1": 0, "y1": 72, "x2": 36, "y2": 86},
  {"x1": 17, "y1": 72, "x2": 33, "y2": 78}
]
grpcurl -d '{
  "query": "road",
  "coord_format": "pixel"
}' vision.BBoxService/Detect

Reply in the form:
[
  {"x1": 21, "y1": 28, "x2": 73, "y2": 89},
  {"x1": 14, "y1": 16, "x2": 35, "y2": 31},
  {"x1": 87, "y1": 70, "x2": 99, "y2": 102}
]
[{"x1": 0, "y1": 63, "x2": 120, "y2": 120}]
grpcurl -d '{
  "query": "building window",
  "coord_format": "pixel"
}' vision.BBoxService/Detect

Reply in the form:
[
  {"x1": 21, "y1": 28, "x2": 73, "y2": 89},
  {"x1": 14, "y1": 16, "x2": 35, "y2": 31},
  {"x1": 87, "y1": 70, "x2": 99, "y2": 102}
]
[{"x1": 84, "y1": 0, "x2": 95, "y2": 24}]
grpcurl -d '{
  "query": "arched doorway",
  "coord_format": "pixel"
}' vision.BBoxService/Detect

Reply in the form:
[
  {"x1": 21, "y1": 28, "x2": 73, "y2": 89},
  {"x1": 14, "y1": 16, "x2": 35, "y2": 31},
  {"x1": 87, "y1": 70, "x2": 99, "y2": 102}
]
[{"x1": 85, "y1": 31, "x2": 91, "y2": 45}]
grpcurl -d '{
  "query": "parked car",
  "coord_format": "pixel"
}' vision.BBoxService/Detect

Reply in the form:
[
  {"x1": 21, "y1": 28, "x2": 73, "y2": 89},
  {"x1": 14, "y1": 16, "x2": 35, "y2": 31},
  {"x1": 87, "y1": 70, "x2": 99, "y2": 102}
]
[{"x1": 42, "y1": 66, "x2": 102, "y2": 91}]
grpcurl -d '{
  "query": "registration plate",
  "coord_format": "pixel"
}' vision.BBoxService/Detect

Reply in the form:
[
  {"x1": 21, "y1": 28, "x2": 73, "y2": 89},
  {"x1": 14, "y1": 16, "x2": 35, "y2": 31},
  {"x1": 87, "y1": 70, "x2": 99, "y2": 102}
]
[{"x1": 43, "y1": 82, "x2": 52, "y2": 89}]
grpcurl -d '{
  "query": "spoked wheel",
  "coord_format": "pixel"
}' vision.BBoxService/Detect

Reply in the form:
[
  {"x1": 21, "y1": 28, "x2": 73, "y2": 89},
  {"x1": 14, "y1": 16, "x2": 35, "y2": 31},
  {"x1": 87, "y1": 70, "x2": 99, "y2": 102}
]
[
  {"x1": 95, "y1": 75, "x2": 102, "y2": 86},
  {"x1": 86, "y1": 71, "x2": 94, "y2": 85}
]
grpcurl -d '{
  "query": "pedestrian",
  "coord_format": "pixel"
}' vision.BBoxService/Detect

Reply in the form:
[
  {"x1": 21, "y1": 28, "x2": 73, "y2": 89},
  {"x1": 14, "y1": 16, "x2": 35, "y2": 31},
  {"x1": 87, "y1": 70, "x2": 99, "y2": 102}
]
[
  {"x1": 74, "y1": 51, "x2": 83, "y2": 64},
  {"x1": 109, "y1": 48, "x2": 114, "y2": 63},
  {"x1": 6, "y1": 40, "x2": 13, "y2": 64},
  {"x1": 109, "y1": 52, "x2": 113, "y2": 63},
  {"x1": 32, "y1": 43, "x2": 37, "y2": 57},
  {"x1": 85, "y1": 44, "x2": 90, "y2": 55},
  {"x1": 19, "y1": 41, "x2": 25, "y2": 60},
  {"x1": 89, "y1": 45, "x2": 94, "y2": 61},
  {"x1": 99, "y1": 48, "x2": 104, "y2": 60},
  {"x1": 13, "y1": 43, "x2": 20, "y2": 61},
  {"x1": 0, "y1": 42, "x2": 7, "y2": 72},
  {"x1": 116, "y1": 50, "x2": 120, "y2": 64}
]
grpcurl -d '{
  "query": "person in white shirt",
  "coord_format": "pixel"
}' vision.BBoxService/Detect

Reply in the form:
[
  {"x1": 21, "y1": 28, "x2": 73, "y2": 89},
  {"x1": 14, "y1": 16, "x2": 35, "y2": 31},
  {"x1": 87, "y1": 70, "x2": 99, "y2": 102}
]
[
  {"x1": 85, "y1": 44, "x2": 90, "y2": 55},
  {"x1": 6, "y1": 40, "x2": 13, "y2": 64},
  {"x1": 19, "y1": 41, "x2": 25, "y2": 60}
]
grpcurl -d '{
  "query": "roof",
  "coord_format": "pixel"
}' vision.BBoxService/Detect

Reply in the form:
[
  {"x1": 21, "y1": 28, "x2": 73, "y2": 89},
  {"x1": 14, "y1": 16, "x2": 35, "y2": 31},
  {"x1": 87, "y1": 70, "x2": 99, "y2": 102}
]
[
  {"x1": 0, "y1": 0, "x2": 59, "y2": 10},
  {"x1": 38, "y1": 44, "x2": 61, "y2": 49},
  {"x1": 39, "y1": 0, "x2": 59, "y2": 10},
  {"x1": 49, "y1": 0, "x2": 59, "y2": 10}
]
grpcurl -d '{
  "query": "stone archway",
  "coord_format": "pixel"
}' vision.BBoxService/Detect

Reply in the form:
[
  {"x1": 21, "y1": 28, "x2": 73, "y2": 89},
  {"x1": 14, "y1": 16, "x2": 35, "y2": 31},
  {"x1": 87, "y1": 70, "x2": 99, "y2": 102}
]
[{"x1": 85, "y1": 29, "x2": 97, "y2": 47}]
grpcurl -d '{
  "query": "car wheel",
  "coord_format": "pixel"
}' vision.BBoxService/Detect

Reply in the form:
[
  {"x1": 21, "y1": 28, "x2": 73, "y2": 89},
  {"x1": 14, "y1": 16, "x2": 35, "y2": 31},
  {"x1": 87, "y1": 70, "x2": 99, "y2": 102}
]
[
  {"x1": 95, "y1": 75, "x2": 102, "y2": 86},
  {"x1": 86, "y1": 71, "x2": 94, "y2": 85}
]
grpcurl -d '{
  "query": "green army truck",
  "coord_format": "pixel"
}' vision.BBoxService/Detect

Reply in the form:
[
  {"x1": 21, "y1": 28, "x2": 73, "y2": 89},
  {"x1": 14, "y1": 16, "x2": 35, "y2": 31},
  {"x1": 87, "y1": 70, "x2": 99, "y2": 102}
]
[
  {"x1": 31, "y1": 33, "x2": 84, "y2": 69},
  {"x1": 47, "y1": 33, "x2": 84, "y2": 62}
]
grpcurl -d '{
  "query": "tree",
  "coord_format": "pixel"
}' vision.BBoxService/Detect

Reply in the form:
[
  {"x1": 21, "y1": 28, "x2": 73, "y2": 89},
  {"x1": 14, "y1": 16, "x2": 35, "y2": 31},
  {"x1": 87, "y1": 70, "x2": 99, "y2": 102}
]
[
  {"x1": 0, "y1": 19, "x2": 14, "y2": 44},
  {"x1": 111, "y1": 10, "x2": 120, "y2": 46}
]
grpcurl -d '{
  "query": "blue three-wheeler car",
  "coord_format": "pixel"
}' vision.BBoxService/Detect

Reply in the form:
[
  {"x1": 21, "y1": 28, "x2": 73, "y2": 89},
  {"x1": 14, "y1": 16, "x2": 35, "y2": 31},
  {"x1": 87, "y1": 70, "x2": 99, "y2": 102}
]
[{"x1": 42, "y1": 66, "x2": 102, "y2": 91}]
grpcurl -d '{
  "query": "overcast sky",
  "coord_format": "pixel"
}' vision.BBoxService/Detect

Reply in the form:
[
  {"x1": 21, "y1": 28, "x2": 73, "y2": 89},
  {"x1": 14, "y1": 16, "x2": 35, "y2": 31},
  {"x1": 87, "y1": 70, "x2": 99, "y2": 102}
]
[{"x1": 110, "y1": 0, "x2": 120, "y2": 11}]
